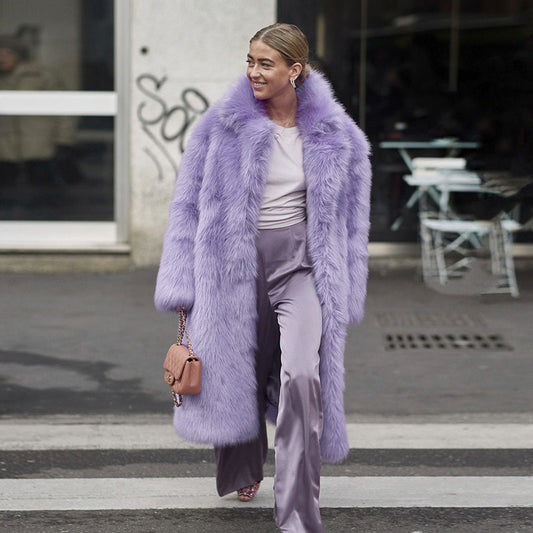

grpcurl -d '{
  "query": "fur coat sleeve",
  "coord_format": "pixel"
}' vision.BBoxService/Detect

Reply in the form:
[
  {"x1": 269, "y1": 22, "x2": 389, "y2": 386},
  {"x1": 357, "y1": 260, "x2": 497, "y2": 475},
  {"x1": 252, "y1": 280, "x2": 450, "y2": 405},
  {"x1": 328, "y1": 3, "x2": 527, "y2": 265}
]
[
  {"x1": 345, "y1": 121, "x2": 372, "y2": 325},
  {"x1": 154, "y1": 111, "x2": 212, "y2": 312}
]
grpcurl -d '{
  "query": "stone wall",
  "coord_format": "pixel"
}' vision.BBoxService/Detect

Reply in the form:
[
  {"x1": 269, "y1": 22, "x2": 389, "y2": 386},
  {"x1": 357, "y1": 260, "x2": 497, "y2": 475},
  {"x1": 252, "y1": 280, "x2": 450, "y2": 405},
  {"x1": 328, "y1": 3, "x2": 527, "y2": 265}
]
[{"x1": 129, "y1": 0, "x2": 276, "y2": 266}]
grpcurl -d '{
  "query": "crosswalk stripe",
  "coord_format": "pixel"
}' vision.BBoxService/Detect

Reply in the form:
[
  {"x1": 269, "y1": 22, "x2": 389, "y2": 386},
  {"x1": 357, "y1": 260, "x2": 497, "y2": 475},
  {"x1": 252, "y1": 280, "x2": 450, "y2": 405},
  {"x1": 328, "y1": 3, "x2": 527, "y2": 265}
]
[
  {"x1": 1, "y1": 476, "x2": 532, "y2": 511},
  {"x1": 1, "y1": 423, "x2": 532, "y2": 450}
]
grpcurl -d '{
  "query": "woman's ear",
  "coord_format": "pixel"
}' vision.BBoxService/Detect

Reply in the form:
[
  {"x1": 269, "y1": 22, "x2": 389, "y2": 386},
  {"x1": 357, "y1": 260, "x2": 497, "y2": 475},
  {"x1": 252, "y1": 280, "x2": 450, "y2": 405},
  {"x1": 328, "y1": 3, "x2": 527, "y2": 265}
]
[{"x1": 289, "y1": 62, "x2": 303, "y2": 80}]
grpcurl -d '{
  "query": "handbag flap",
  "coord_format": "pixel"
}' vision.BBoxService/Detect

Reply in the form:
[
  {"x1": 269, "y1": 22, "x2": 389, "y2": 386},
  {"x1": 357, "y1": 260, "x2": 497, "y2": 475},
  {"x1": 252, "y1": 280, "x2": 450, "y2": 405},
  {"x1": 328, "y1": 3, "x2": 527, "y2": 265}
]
[{"x1": 163, "y1": 343, "x2": 193, "y2": 381}]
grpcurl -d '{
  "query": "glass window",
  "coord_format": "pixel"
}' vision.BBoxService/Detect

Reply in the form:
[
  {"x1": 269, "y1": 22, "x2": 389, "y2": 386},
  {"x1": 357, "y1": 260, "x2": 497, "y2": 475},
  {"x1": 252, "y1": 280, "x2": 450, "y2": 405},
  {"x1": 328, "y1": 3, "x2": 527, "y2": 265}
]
[
  {"x1": 0, "y1": 0, "x2": 114, "y2": 91},
  {"x1": 278, "y1": 0, "x2": 533, "y2": 243},
  {"x1": 0, "y1": 115, "x2": 114, "y2": 221},
  {"x1": 0, "y1": 0, "x2": 115, "y2": 224}
]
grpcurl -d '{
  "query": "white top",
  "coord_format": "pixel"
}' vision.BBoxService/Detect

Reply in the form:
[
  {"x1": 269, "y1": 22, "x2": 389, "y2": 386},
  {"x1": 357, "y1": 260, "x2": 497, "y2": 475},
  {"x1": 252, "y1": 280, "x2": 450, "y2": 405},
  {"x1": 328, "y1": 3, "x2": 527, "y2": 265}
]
[{"x1": 257, "y1": 124, "x2": 307, "y2": 229}]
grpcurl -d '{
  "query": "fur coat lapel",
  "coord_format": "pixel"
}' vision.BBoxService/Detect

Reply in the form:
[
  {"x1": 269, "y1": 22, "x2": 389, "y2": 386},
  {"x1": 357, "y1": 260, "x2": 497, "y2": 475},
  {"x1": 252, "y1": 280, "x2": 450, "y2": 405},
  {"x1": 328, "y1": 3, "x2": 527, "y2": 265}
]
[
  {"x1": 216, "y1": 72, "x2": 354, "y2": 228},
  {"x1": 154, "y1": 70, "x2": 371, "y2": 463}
]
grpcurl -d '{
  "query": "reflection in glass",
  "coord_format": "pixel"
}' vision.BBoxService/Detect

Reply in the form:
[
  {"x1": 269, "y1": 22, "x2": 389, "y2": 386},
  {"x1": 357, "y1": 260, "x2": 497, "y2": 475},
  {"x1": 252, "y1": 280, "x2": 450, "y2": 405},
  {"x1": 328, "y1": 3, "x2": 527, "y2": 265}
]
[
  {"x1": 278, "y1": 0, "x2": 533, "y2": 242},
  {"x1": 0, "y1": 0, "x2": 114, "y2": 91},
  {"x1": 0, "y1": 116, "x2": 114, "y2": 221},
  {"x1": 0, "y1": 0, "x2": 115, "y2": 222}
]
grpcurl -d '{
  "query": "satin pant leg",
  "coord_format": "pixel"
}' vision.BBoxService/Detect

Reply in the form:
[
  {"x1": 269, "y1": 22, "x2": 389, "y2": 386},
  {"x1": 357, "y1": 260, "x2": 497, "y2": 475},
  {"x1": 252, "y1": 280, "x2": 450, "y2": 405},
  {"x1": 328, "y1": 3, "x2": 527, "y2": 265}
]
[
  {"x1": 214, "y1": 244, "x2": 279, "y2": 497},
  {"x1": 215, "y1": 220, "x2": 324, "y2": 532},
  {"x1": 270, "y1": 268, "x2": 324, "y2": 533},
  {"x1": 214, "y1": 419, "x2": 267, "y2": 497}
]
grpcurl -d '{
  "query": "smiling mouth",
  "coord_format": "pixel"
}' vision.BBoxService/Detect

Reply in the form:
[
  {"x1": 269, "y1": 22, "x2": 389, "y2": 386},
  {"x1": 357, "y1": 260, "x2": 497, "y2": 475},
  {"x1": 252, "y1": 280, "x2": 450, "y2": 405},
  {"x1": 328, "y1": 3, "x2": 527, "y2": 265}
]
[{"x1": 251, "y1": 81, "x2": 266, "y2": 88}]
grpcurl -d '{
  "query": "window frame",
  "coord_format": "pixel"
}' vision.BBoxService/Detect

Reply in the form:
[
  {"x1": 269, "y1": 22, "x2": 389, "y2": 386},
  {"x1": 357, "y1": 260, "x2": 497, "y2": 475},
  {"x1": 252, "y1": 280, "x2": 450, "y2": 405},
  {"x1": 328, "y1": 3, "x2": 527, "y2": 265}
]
[{"x1": 0, "y1": 0, "x2": 130, "y2": 250}]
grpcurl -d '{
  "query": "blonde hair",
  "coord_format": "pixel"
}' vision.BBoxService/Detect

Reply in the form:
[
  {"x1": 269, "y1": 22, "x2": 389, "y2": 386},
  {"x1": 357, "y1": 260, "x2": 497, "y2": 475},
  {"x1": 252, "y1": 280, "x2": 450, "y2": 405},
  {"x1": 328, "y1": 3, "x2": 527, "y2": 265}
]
[{"x1": 250, "y1": 23, "x2": 311, "y2": 86}]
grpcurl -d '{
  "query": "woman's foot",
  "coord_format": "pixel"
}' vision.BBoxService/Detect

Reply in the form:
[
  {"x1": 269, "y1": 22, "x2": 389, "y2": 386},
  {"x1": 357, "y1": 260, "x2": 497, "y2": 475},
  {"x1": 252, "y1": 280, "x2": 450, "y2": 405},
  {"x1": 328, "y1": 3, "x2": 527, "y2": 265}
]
[{"x1": 237, "y1": 481, "x2": 261, "y2": 502}]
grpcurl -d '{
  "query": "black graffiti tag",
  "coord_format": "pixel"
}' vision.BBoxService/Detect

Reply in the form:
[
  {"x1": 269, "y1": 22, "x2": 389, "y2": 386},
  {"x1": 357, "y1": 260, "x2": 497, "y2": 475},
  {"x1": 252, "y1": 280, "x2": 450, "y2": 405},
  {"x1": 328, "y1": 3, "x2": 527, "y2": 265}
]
[{"x1": 136, "y1": 73, "x2": 209, "y2": 179}]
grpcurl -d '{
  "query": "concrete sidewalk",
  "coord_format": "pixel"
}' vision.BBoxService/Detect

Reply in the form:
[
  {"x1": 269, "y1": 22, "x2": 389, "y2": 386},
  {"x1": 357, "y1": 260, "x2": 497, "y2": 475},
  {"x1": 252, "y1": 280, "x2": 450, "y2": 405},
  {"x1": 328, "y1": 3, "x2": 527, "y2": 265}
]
[{"x1": 1, "y1": 265, "x2": 532, "y2": 419}]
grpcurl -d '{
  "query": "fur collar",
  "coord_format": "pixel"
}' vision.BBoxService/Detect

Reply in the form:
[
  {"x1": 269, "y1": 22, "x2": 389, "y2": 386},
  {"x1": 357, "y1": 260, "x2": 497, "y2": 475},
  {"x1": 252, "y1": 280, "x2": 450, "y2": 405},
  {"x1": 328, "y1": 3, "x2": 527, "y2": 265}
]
[{"x1": 215, "y1": 70, "x2": 350, "y2": 137}]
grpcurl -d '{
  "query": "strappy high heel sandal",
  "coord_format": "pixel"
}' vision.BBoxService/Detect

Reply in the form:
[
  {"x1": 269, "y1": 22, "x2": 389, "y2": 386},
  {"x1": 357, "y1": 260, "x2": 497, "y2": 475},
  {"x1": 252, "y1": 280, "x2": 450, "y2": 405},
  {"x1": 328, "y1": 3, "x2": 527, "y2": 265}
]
[{"x1": 237, "y1": 481, "x2": 261, "y2": 502}]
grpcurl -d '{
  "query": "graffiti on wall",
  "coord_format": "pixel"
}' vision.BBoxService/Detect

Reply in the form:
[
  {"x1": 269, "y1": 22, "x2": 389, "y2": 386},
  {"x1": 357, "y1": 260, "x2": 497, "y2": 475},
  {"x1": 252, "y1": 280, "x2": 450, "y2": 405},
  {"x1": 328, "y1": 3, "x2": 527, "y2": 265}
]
[{"x1": 136, "y1": 73, "x2": 209, "y2": 181}]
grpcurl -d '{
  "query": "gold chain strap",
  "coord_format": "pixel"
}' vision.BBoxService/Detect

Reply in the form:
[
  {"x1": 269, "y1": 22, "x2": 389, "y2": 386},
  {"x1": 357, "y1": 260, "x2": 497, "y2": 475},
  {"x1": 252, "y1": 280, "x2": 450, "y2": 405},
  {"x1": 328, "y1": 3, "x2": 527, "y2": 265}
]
[
  {"x1": 176, "y1": 309, "x2": 194, "y2": 356},
  {"x1": 171, "y1": 391, "x2": 183, "y2": 407},
  {"x1": 172, "y1": 309, "x2": 194, "y2": 408}
]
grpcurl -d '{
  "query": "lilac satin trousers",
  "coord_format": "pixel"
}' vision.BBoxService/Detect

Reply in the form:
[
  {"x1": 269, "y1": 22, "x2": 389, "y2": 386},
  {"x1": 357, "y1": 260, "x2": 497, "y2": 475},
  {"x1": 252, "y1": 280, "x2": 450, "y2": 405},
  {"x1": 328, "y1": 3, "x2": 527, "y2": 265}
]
[{"x1": 215, "y1": 220, "x2": 324, "y2": 532}]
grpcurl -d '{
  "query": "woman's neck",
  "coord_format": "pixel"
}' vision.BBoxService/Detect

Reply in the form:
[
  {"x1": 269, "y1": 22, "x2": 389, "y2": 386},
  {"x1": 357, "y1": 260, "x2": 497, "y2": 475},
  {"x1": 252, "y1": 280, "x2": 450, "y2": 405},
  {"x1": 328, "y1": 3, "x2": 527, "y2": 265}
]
[{"x1": 266, "y1": 90, "x2": 297, "y2": 128}]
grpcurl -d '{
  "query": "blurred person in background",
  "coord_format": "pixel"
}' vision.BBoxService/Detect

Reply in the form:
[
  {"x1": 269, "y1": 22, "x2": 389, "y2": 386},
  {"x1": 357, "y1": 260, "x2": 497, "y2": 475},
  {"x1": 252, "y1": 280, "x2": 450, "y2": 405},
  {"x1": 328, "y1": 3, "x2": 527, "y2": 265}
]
[{"x1": 0, "y1": 34, "x2": 79, "y2": 192}]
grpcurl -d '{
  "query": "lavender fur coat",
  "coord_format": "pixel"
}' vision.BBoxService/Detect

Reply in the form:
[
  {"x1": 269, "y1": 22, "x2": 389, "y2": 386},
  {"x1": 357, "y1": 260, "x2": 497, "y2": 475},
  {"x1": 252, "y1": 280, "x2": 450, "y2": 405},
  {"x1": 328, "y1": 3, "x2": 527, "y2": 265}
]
[{"x1": 154, "y1": 70, "x2": 371, "y2": 463}]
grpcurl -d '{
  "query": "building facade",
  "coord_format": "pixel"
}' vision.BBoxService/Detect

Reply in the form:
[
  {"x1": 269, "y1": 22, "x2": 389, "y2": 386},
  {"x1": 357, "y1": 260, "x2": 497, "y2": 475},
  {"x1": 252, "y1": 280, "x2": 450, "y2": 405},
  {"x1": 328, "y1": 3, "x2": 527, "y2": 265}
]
[{"x1": 0, "y1": 0, "x2": 531, "y2": 271}]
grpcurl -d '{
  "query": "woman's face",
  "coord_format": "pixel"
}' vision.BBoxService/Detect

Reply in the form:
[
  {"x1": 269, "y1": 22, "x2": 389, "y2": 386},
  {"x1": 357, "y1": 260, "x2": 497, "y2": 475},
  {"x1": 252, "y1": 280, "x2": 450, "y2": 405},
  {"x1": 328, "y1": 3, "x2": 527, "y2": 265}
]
[{"x1": 246, "y1": 39, "x2": 301, "y2": 101}]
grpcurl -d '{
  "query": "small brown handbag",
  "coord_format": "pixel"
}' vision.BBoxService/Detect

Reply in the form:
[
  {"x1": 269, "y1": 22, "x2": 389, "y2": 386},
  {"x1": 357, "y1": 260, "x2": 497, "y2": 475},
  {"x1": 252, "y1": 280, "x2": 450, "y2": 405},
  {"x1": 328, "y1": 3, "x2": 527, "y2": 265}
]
[{"x1": 163, "y1": 309, "x2": 201, "y2": 407}]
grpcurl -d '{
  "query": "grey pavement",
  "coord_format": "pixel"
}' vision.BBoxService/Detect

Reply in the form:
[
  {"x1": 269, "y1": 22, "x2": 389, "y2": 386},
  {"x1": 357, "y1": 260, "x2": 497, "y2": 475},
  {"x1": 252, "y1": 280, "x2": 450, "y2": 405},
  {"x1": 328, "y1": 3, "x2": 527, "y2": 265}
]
[
  {"x1": 2, "y1": 508, "x2": 533, "y2": 533},
  {"x1": 2, "y1": 264, "x2": 533, "y2": 533},
  {"x1": 0, "y1": 264, "x2": 532, "y2": 418}
]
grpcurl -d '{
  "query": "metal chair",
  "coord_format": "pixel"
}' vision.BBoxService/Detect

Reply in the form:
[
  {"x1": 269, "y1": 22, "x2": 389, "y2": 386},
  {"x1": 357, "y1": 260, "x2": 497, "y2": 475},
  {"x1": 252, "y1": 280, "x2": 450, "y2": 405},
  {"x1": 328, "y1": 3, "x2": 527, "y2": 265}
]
[
  {"x1": 487, "y1": 216, "x2": 520, "y2": 297},
  {"x1": 391, "y1": 157, "x2": 479, "y2": 230},
  {"x1": 420, "y1": 212, "x2": 521, "y2": 298},
  {"x1": 420, "y1": 213, "x2": 491, "y2": 285},
  {"x1": 419, "y1": 180, "x2": 521, "y2": 297}
]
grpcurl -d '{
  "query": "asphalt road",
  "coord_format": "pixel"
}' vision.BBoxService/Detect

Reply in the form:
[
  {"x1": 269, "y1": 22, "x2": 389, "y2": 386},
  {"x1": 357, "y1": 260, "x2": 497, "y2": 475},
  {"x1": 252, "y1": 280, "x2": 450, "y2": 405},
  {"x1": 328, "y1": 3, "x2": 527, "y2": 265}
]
[
  {"x1": 1, "y1": 268, "x2": 532, "y2": 531},
  {"x1": 2, "y1": 508, "x2": 533, "y2": 533}
]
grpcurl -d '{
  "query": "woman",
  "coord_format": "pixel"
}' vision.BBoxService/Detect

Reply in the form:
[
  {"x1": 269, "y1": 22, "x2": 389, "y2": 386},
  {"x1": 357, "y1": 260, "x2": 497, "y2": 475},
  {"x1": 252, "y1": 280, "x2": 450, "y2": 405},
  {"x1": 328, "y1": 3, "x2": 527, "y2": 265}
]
[
  {"x1": 0, "y1": 34, "x2": 76, "y2": 188},
  {"x1": 155, "y1": 23, "x2": 371, "y2": 532}
]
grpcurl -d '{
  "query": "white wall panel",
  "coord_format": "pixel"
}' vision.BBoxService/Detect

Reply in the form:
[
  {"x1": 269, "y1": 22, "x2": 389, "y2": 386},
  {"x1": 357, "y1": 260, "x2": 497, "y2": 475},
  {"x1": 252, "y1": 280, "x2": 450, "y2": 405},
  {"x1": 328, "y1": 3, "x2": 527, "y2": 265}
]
[{"x1": 129, "y1": 0, "x2": 276, "y2": 266}]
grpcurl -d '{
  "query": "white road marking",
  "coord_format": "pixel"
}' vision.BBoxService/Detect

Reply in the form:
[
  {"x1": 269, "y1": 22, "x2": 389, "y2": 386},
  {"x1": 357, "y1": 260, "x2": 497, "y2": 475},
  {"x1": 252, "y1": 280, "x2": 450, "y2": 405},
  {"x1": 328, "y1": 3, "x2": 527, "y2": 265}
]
[
  {"x1": 1, "y1": 423, "x2": 533, "y2": 450},
  {"x1": 0, "y1": 476, "x2": 532, "y2": 511}
]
